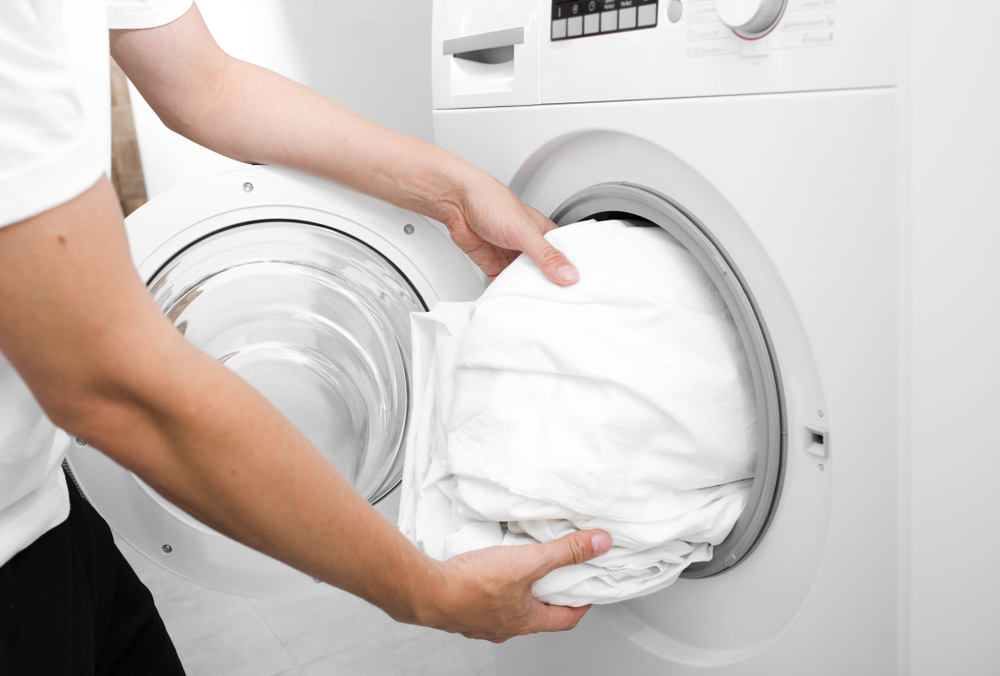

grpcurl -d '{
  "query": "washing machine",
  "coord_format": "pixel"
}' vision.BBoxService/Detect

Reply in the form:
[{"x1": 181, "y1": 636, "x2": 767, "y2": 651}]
[
  {"x1": 61, "y1": 0, "x2": 901, "y2": 660},
  {"x1": 55, "y1": 0, "x2": 1000, "y2": 671},
  {"x1": 432, "y1": 0, "x2": 900, "y2": 673}
]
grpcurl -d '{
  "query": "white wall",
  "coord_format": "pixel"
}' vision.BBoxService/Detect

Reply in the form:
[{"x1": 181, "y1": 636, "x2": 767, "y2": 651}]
[
  {"x1": 906, "y1": 2, "x2": 1000, "y2": 673},
  {"x1": 131, "y1": 0, "x2": 433, "y2": 199}
]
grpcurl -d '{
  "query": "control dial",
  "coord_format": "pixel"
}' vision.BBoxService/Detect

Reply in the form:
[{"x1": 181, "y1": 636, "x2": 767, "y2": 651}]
[{"x1": 716, "y1": 0, "x2": 787, "y2": 39}]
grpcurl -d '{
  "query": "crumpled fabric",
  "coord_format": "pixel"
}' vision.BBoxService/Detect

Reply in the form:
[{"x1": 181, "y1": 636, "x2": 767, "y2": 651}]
[{"x1": 398, "y1": 220, "x2": 758, "y2": 606}]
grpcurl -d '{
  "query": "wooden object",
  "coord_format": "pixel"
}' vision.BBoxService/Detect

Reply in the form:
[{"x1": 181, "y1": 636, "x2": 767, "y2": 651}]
[{"x1": 109, "y1": 57, "x2": 148, "y2": 217}]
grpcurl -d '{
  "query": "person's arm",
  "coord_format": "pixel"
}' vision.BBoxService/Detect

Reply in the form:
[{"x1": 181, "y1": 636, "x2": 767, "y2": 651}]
[
  {"x1": 109, "y1": 4, "x2": 579, "y2": 285},
  {"x1": 0, "y1": 178, "x2": 610, "y2": 640}
]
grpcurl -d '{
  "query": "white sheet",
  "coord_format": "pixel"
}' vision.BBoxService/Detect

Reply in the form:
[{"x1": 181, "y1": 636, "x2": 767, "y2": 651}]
[{"x1": 399, "y1": 220, "x2": 759, "y2": 606}]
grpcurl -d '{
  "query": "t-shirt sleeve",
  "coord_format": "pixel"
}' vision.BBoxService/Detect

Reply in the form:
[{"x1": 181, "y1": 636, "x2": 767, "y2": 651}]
[
  {"x1": 107, "y1": 0, "x2": 194, "y2": 30},
  {"x1": 0, "y1": 0, "x2": 104, "y2": 228}
]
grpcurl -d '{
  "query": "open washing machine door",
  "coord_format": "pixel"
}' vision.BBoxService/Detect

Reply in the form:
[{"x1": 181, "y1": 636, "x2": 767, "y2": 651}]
[{"x1": 63, "y1": 166, "x2": 485, "y2": 599}]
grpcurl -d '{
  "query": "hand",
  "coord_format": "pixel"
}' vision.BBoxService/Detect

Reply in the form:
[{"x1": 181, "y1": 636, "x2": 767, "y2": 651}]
[
  {"x1": 416, "y1": 530, "x2": 612, "y2": 642},
  {"x1": 443, "y1": 174, "x2": 580, "y2": 285}
]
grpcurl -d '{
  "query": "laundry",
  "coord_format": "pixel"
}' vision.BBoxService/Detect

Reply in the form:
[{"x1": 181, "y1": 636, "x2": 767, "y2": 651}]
[{"x1": 398, "y1": 219, "x2": 760, "y2": 606}]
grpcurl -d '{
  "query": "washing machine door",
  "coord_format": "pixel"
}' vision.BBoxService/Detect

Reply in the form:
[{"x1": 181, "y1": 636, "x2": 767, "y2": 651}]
[{"x1": 64, "y1": 166, "x2": 485, "y2": 598}]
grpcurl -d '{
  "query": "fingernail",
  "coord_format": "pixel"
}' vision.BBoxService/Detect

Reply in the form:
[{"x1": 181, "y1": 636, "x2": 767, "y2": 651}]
[
  {"x1": 591, "y1": 532, "x2": 611, "y2": 555},
  {"x1": 557, "y1": 265, "x2": 579, "y2": 283}
]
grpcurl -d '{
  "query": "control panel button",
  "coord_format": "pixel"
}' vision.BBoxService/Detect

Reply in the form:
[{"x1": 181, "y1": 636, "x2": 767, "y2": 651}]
[
  {"x1": 552, "y1": 18, "x2": 568, "y2": 39},
  {"x1": 619, "y1": 5, "x2": 637, "y2": 29},
  {"x1": 584, "y1": 12, "x2": 600, "y2": 34},
  {"x1": 666, "y1": 0, "x2": 683, "y2": 23},
  {"x1": 637, "y1": 3, "x2": 657, "y2": 26},
  {"x1": 567, "y1": 15, "x2": 584, "y2": 37},
  {"x1": 601, "y1": 9, "x2": 618, "y2": 31}
]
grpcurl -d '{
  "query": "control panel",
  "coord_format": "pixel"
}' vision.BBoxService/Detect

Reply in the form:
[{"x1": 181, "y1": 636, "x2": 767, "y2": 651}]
[
  {"x1": 552, "y1": 0, "x2": 662, "y2": 41},
  {"x1": 431, "y1": 0, "x2": 897, "y2": 110}
]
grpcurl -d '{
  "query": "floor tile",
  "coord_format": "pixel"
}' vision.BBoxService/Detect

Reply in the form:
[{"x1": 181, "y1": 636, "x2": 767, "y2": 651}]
[
  {"x1": 247, "y1": 589, "x2": 394, "y2": 665},
  {"x1": 117, "y1": 538, "x2": 296, "y2": 676},
  {"x1": 249, "y1": 588, "x2": 494, "y2": 674},
  {"x1": 300, "y1": 619, "x2": 495, "y2": 676}
]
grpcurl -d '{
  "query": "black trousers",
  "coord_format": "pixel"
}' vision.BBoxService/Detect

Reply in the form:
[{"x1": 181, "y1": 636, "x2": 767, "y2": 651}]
[{"x1": 0, "y1": 472, "x2": 185, "y2": 676}]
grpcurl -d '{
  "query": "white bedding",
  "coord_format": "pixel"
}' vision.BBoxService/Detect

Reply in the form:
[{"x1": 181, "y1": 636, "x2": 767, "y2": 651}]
[{"x1": 398, "y1": 220, "x2": 759, "y2": 606}]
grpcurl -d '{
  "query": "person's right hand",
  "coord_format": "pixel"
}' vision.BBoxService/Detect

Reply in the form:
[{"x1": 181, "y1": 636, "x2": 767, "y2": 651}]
[
  {"x1": 415, "y1": 530, "x2": 612, "y2": 642},
  {"x1": 439, "y1": 171, "x2": 580, "y2": 285}
]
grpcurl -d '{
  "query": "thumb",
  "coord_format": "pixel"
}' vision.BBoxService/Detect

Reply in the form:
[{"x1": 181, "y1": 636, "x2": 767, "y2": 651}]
[
  {"x1": 520, "y1": 230, "x2": 579, "y2": 286},
  {"x1": 533, "y1": 530, "x2": 612, "y2": 579}
]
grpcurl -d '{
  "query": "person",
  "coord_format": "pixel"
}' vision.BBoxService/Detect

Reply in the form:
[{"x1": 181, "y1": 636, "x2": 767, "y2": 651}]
[{"x1": 0, "y1": 1, "x2": 612, "y2": 673}]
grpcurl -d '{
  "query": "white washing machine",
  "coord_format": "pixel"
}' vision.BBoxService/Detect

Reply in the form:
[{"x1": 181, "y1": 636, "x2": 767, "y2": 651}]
[
  {"x1": 59, "y1": 0, "x2": 997, "y2": 672},
  {"x1": 432, "y1": 0, "x2": 900, "y2": 673},
  {"x1": 64, "y1": 0, "x2": 901, "y2": 657}
]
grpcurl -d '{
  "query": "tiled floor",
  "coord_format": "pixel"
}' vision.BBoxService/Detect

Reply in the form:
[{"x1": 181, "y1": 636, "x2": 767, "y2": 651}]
[{"x1": 116, "y1": 538, "x2": 496, "y2": 676}]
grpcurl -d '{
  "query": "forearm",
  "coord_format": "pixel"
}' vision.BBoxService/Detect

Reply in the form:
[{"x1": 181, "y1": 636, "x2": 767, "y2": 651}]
[
  {"x1": 96, "y1": 333, "x2": 442, "y2": 621},
  {"x1": 111, "y1": 8, "x2": 478, "y2": 227},
  {"x1": 0, "y1": 179, "x2": 441, "y2": 624},
  {"x1": 187, "y1": 59, "x2": 472, "y2": 225},
  {"x1": 112, "y1": 5, "x2": 579, "y2": 285}
]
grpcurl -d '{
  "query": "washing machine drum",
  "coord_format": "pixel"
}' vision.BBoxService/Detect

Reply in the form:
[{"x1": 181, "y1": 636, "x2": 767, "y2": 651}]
[
  {"x1": 64, "y1": 167, "x2": 484, "y2": 599},
  {"x1": 149, "y1": 222, "x2": 421, "y2": 506}
]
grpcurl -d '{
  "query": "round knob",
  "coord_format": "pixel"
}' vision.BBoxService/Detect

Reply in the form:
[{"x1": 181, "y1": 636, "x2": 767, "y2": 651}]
[{"x1": 716, "y1": 0, "x2": 786, "y2": 38}]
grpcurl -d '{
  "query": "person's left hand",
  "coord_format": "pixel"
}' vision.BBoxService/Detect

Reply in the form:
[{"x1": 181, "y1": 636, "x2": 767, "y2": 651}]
[{"x1": 441, "y1": 173, "x2": 580, "y2": 285}]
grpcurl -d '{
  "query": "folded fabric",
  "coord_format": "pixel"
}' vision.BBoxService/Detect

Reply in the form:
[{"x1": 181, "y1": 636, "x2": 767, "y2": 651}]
[{"x1": 398, "y1": 220, "x2": 759, "y2": 606}]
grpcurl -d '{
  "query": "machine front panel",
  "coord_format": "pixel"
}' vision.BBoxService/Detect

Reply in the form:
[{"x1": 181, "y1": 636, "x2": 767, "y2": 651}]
[{"x1": 433, "y1": 89, "x2": 898, "y2": 671}]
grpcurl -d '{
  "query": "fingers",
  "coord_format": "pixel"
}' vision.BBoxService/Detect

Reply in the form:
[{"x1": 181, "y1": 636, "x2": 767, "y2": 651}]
[
  {"x1": 531, "y1": 530, "x2": 612, "y2": 579},
  {"x1": 464, "y1": 602, "x2": 591, "y2": 640},
  {"x1": 525, "y1": 602, "x2": 592, "y2": 634},
  {"x1": 520, "y1": 229, "x2": 579, "y2": 286}
]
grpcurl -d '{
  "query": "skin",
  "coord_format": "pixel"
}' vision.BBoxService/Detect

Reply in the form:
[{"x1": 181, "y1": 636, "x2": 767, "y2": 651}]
[
  {"x1": 110, "y1": 5, "x2": 581, "y2": 284},
  {"x1": 0, "y1": 3, "x2": 609, "y2": 643}
]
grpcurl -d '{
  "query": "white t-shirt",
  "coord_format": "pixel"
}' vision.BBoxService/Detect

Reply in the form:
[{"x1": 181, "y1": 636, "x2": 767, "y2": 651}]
[{"x1": 0, "y1": 0, "x2": 193, "y2": 567}]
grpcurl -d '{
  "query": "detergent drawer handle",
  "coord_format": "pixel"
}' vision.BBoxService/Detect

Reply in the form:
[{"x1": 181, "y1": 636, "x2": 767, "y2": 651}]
[{"x1": 443, "y1": 27, "x2": 524, "y2": 64}]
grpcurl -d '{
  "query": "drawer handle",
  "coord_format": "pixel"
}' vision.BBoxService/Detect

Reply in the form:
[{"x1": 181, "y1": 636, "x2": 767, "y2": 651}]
[{"x1": 443, "y1": 26, "x2": 524, "y2": 64}]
